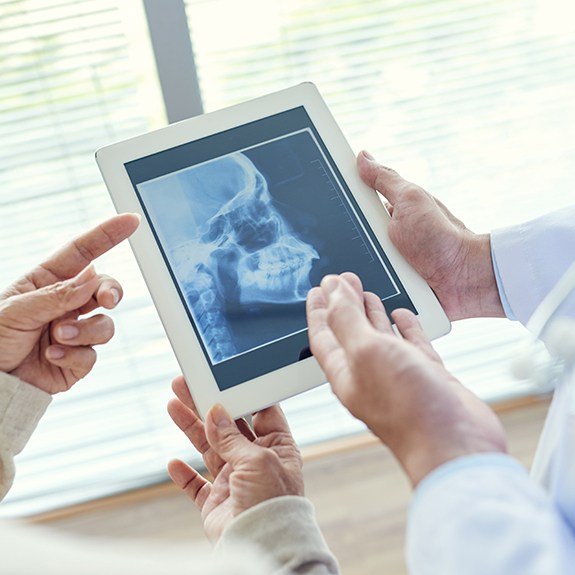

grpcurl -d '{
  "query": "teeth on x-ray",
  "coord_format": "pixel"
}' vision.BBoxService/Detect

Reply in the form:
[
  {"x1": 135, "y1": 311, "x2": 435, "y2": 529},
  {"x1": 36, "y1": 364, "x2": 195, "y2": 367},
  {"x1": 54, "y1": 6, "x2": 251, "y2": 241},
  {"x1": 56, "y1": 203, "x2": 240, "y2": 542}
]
[
  {"x1": 155, "y1": 152, "x2": 319, "y2": 363},
  {"x1": 164, "y1": 153, "x2": 321, "y2": 362},
  {"x1": 196, "y1": 154, "x2": 319, "y2": 307}
]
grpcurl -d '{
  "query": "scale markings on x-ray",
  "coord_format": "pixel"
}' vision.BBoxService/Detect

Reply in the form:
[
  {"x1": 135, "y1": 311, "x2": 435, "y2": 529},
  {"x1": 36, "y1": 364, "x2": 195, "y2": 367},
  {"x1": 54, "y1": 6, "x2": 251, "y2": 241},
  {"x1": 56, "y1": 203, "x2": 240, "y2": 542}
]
[{"x1": 311, "y1": 158, "x2": 375, "y2": 264}]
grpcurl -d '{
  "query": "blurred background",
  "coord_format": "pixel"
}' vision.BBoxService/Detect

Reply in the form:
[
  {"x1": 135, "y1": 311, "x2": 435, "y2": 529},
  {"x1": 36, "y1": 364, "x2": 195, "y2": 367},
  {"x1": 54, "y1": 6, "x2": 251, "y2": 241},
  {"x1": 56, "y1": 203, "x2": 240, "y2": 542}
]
[{"x1": 1, "y1": 1, "x2": 574, "y2": 569}]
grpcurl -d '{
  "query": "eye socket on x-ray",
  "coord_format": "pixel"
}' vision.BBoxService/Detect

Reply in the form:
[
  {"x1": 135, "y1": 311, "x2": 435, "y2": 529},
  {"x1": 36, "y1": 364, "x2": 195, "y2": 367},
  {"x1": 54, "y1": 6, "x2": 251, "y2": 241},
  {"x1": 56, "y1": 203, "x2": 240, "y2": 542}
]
[{"x1": 137, "y1": 129, "x2": 402, "y2": 368}]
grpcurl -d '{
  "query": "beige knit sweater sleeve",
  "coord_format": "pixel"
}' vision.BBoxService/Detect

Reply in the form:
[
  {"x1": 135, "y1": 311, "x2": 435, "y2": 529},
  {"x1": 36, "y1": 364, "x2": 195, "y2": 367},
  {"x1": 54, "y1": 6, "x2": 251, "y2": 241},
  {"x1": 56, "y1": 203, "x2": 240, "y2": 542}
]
[
  {"x1": 0, "y1": 371, "x2": 339, "y2": 575},
  {"x1": 0, "y1": 371, "x2": 51, "y2": 501}
]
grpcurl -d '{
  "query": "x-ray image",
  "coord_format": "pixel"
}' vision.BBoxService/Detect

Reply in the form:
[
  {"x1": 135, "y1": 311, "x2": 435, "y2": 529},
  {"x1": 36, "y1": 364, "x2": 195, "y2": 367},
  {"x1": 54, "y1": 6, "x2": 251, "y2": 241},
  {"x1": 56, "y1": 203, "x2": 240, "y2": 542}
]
[{"x1": 138, "y1": 129, "x2": 399, "y2": 365}]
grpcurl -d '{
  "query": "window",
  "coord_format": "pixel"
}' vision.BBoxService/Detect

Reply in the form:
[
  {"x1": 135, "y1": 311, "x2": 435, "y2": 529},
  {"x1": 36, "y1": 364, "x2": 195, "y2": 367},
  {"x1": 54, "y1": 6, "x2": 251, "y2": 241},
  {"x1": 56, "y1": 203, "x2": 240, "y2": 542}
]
[
  {"x1": 0, "y1": 0, "x2": 181, "y2": 515},
  {"x1": 2, "y1": 0, "x2": 574, "y2": 516},
  {"x1": 185, "y1": 0, "x2": 575, "y2": 396}
]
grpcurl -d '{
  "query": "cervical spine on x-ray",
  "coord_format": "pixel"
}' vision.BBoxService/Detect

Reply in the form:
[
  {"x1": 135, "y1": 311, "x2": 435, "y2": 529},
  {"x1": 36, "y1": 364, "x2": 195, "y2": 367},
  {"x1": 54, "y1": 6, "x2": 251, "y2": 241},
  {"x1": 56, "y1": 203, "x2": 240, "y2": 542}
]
[{"x1": 172, "y1": 153, "x2": 319, "y2": 362}]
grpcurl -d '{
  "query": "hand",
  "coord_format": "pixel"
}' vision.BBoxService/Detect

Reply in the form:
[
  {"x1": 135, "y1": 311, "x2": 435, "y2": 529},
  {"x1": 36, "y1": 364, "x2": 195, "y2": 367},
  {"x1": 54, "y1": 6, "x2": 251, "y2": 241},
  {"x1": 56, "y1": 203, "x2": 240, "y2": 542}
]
[
  {"x1": 307, "y1": 272, "x2": 507, "y2": 487},
  {"x1": 0, "y1": 214, "x2": 140, "y2": 394},
  {"x1": 357, "y1": 151, "x2": 504, "y2": 321},
  {"x1": 167, "y1": 376, "x2": 304, "y2": 542}
]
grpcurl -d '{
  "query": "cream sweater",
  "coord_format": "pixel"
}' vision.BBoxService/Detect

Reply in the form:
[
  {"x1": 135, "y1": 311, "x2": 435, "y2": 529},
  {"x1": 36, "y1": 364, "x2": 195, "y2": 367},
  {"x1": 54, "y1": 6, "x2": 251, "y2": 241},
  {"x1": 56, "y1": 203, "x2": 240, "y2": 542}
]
[{"x1": 0, "y1": 372, "x2": 339, "y2": 575}]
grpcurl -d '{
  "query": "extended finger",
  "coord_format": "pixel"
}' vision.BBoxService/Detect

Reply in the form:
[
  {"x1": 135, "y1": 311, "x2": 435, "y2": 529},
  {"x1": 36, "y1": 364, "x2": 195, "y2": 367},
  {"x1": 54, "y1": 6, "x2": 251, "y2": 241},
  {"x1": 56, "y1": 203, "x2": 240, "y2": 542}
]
[
  {"x1": 167, "y1": 459, "x2": 212, "y2": 510},
  {"x1": 167, "y1": 398, "x2": 226, "y2": 477},
  {"x1": 38, "y1": 214, "x2": 140, "y2": 281},
  {"x1": 172, "y1": 376, "x2": 255, "y2": 441},
  {"x1": 172, "y1": 375, "x2": 196, "y2": 410},
  {"x1": 51, "y1": 314, "x2": 115, "y2": 346},
  {"x1": 45, "y1": 345, "x2": 97, "y2": 380},
  {"x1": 364, "y1": 292, "x2": 393, "y2": 334},
  {"x1": 253, "y1": 404, "x2": 291, "y2": 438},
  {"x1": 306, "y1": 287, "x2": 351, "y2": 385},
  {"x1": 357, "y1": 151, "x2": 406, "y2": 205},
  {"x1": 391, "y1": 309, "x2": 442, "y2": 363},
  {"x1": 322, "y1": 276, "x2": 375, "y2": 353},
  {"x1": 307, "y1": 286, "x2": 341, "y2": 358},
  {"x1": 339, "y1": 272, "x2": 364, "y2": 298}
]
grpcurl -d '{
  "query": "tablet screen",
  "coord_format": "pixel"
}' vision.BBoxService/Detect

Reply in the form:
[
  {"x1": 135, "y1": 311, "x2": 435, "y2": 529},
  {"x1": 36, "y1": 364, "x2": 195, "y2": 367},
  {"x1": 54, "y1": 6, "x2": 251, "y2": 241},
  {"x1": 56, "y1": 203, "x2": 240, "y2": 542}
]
[{"x1": 126, "y1": 107, "x2": 416, "y2": 390}]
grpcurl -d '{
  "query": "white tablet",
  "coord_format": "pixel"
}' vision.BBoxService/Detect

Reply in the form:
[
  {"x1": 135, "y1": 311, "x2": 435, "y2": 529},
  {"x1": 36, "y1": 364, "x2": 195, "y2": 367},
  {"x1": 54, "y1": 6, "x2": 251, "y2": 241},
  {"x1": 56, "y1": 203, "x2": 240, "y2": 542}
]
[{"x1": 96, "y1": 83, "x2": 450, "y2": 420}]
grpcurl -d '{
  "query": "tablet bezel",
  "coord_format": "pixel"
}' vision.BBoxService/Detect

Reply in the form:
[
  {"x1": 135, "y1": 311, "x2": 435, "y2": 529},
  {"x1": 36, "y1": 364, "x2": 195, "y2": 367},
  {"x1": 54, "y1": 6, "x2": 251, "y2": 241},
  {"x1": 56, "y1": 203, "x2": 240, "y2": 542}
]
[{"x1": 96, "y1": 83, "x2": 451, "y2": 420}]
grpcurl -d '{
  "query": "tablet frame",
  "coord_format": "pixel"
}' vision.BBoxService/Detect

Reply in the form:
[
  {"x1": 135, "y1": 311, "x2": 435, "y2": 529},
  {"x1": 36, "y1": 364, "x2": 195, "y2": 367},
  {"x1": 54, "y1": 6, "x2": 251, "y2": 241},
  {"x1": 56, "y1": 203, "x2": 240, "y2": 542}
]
[{"x1": 96, "y1": 83, "x2": 450, "y2": 420}]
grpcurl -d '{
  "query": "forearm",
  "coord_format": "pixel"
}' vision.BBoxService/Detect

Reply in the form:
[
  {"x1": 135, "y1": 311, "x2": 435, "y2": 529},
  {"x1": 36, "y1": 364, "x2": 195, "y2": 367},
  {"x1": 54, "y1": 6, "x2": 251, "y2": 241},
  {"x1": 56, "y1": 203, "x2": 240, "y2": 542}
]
[
  {"x1": 452, "y1": 233, "x2": 505, "y2": 321},
  {"x1": 217, "y1": 496, "x2": 339, "y2": 575},
  {"x1": 407, "y1": 454, "x2": 575, "y2": 574},
  {"x1": 0, "y1": 372, "x2": 51, "y2": 501}
]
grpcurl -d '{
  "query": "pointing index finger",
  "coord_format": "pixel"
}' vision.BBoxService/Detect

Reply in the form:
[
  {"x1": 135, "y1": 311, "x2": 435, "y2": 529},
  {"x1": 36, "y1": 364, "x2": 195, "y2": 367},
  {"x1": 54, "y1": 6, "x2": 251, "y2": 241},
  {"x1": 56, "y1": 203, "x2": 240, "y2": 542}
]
[{"x1": 39, "y1": 213, "x2": 140, "y2": 280}]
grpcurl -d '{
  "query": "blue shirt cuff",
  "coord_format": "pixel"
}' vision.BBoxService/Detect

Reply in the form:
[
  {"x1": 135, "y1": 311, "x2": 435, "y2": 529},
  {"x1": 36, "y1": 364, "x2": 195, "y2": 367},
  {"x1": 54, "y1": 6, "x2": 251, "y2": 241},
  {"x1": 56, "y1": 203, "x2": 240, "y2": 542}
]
[{"x1": 412, "y1": 453, "x2": 527, "y2": 508}]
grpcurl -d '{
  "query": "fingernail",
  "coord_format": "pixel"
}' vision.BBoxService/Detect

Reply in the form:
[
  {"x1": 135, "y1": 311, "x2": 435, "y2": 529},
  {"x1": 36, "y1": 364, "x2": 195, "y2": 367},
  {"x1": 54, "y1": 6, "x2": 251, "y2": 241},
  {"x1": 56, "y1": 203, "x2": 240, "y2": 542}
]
[
  {"x1": 73, "y1": 265, "x2": 96, "y2": 287},
  {"x1": 46, "y1": 346, "x2": 65, "y2": 359},
  {"x1": 57, "y1": 325, "x2": 79, "y2": 340},
  {"x1": 132, "y1": 212, "x2": 142, "y2": 223},
  {"x1": 362, "y1": 150, "x2": 375, "y2": 161},
  {"x1": 110, "y1": 288, "x2": 120, "y2": 305},
  {"x1": 211, "y1": 404, "x2": 232, "y2": 428},
  {"x1": 321, "y1": 275, "x2": 339, "y2": 295}
]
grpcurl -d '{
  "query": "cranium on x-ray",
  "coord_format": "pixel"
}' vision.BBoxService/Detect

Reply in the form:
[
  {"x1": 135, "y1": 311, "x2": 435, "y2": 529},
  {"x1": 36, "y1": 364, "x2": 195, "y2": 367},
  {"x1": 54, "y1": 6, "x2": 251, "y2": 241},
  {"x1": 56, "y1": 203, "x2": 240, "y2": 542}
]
[{"x1": 170, "y1": 153, "x2": 319, "y2": 362}]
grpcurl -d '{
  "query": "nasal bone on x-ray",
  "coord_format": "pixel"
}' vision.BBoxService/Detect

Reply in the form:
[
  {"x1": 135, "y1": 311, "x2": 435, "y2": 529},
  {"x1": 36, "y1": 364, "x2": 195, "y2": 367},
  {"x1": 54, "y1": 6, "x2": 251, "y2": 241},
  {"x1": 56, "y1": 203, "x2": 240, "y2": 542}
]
[{"x1": 168, "y1": 153, "x2": 319, "y2": 362}]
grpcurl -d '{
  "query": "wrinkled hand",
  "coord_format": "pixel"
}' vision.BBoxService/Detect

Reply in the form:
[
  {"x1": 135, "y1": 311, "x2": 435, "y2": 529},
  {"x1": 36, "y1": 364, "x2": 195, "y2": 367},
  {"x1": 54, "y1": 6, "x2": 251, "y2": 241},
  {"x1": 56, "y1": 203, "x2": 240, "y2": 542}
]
[
  {"x1": 0, "y1": 214, "x2": 140, "y2": 394},
  {"x1": 358, "y1": 151, "x2": 504, "y2": 321},
  {"x1": 307, "y1": 272, "x2": 507, "y2": 486},
  {"x1": 167, "y1": 376, "x2": 304, "y2": 542}
]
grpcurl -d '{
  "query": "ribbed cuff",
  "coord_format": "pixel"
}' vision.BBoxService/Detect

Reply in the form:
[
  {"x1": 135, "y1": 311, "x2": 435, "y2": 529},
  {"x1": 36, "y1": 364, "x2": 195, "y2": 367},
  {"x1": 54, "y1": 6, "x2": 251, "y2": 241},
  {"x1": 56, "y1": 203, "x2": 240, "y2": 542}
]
[{"x1": 217, "y1": 496, "x2": 339, "y2": 574}]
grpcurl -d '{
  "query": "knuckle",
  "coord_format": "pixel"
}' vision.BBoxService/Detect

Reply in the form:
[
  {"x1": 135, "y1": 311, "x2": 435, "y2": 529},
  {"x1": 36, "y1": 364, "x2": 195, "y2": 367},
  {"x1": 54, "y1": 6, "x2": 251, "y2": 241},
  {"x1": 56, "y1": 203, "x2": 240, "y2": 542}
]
[
  {"x1": 401, "y1": 185, "x2": 423, "y2": 202},
  {"x1": 74, "y1": 348, "x2": 97, "y2": 377},
  {"x1": 374, "y1": 166, "x2": 398, "y2": 185},
  {"x1": 252, "y1": 449, "x2": 278, "y2": 469},
  {"x1": 292, "y1": 448, "x2": 303, "y2": 469},
  {"x1": 327, "y1": 296, "x2": 347, "y2": 320},
  {"x1": 98, "y1": 315, "x2": 115, "y2": 342},
  {"x1": 352, "y1": 338, "x2": 380, "y2": 364},
  {"x1": 87, "y1": 347, "x2": 98, "y2": 366},
  {"x1": 229, "y1": 471, "x2": 249, "y2": 491},
  {"x1": 72, "y1": 238, "x2": 98, "y2": 263},
  {"x1": 50, "y1": 280, "x2": 75, "y2": 304},
  {"x1": 217, "y1": 428, "x2": 240, "y2": 451}
]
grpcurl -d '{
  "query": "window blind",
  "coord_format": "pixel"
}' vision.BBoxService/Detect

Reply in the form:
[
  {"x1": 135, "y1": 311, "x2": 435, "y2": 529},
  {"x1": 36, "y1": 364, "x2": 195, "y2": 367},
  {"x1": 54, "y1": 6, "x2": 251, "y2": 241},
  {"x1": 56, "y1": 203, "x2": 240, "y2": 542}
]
[
  {"x1": 2, "y1": 0, "x2": 575, "y2": 516},
  {"x1": 0, "y1": 0, "x2": 190, "y2": 516},
  {"x1": 185, "y1": 0, "x2": 575, "y2": 400}
]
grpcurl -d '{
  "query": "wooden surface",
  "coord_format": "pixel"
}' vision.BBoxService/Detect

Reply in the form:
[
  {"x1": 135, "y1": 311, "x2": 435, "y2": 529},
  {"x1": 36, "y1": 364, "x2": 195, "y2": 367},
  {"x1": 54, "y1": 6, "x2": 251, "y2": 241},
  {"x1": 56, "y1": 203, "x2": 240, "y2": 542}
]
[{"x1": 37, "y1": 398, "x2": 550, "y2": 575}]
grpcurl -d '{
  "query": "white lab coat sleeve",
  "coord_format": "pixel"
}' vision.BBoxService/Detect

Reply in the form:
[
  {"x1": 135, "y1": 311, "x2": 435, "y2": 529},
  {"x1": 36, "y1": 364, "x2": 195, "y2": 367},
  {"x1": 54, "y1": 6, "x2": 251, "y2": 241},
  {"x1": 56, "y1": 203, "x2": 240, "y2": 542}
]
[
  {"x1": 491, "y1": 205, "x2": 575, "y2": 324},
  {"x1": 406, "y1": 454, "x2": 575, "y2": 575}
]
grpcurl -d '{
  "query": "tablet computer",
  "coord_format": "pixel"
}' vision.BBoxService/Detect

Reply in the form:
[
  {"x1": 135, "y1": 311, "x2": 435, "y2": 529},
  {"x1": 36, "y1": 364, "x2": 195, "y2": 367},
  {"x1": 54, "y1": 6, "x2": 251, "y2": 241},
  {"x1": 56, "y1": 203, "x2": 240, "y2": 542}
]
[{"x1": 96, "y1": 83, "x2": 450, "y2": 419}]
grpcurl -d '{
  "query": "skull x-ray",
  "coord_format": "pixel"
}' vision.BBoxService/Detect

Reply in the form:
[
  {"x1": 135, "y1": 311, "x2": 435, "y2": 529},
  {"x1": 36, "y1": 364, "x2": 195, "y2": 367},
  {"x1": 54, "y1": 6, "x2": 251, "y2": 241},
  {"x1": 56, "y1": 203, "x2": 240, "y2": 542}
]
[
  {"x1": 140, "y1": 150, "x2": 319, "y2": 363},
  {"x1": 138, "y1": 129, "x2": 402, "y2": 366}
]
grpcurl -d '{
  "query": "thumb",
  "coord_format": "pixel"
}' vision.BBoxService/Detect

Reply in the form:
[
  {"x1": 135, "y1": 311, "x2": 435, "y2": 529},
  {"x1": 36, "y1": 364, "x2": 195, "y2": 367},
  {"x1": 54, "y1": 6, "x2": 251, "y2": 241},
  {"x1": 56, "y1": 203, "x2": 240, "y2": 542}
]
[
  {"x1": 357, "y1": 150, "x2": 405, "y2": 205},
  {"x1": 6, "y1": 265, "x2": 100, "y2": 329},
  {"x1": 205, "y1": 404, "x2": 261, "y2": 468}
]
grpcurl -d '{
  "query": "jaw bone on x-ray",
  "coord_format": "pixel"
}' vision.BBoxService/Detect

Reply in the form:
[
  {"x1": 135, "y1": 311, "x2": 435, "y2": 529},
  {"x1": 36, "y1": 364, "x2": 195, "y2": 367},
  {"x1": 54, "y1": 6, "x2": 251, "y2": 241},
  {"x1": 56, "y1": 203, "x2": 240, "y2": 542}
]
[{"x1": 160, "y1": 153, "x2": 319, "y2": 363}]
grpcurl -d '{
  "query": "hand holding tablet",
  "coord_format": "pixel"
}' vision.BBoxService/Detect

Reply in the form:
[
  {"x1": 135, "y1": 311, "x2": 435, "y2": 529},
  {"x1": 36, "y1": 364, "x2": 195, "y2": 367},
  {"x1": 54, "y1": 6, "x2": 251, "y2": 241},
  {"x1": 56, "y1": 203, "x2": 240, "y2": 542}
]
[{"x1": 97, "y1": 83, "x2": 450, "y2": 419}]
